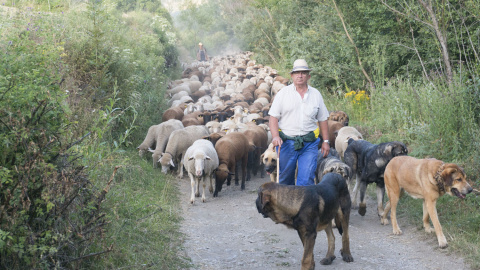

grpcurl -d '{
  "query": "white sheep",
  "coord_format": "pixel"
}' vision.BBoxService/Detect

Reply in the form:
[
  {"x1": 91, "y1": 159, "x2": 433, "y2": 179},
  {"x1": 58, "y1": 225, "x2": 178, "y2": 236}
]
[
  {"x1": 146, "y1": 119, "x2": 184, "y2": 168},
  {"x1": 137, "y1": 123, "x2": 162, "y2": 158},
  {"x1": 206, "y1": 121, "x2": 222, "y2": 134},
  {"x1": 183, "y1": 139, "x2": 219, "y2": 204},
  {"x1": 157, "y1": 125, "x2": 210, "y2": 177}
]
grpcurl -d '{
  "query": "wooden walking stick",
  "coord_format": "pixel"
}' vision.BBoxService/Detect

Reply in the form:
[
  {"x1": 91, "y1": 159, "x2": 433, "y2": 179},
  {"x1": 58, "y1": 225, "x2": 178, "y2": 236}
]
[{"x1": 276, "y1": 145, "x2": 281, "y2": 183}]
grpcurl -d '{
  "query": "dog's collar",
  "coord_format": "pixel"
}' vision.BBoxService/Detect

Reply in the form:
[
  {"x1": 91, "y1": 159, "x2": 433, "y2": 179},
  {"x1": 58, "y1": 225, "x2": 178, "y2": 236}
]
[{"x1": 434, "y1": 162, "x2": 445, "y2": 193}]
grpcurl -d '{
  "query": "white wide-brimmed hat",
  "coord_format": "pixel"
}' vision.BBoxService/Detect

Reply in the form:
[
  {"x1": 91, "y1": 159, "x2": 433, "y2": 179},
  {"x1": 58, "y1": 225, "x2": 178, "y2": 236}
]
[
  {"x1": 290, "y1": 59, "x2": 312, "y2": 73},
  {"x1": 199, "y1": 42, "x2": 203, "y2": 46}
]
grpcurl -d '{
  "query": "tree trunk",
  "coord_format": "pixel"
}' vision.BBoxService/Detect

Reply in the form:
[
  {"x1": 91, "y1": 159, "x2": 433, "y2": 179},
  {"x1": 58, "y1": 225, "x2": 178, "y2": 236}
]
[{"x1": 418, "y1": 0, "x2": 453, "y2": 83}]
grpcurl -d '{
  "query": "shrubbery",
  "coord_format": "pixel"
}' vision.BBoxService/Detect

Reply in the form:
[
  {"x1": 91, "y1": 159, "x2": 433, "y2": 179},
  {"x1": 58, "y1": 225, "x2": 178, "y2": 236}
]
[{"x1": 0, "y1": 1, "x2": 179, "y2": 268}]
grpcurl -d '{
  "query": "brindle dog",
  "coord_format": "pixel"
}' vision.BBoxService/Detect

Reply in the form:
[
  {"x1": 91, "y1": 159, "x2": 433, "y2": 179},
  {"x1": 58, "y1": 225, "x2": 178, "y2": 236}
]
[{"x1": 256, "y1": 173, "x2": 354, "y2": 270}]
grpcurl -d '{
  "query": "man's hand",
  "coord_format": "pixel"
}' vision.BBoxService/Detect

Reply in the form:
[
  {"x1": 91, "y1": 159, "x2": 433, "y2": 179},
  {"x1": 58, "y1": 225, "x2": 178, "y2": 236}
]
[
  {"x1": 272, "y1": 136, "x2": 282, "y2": 147},
  {"x1": 321, "y1": 141, "x2": 330, "y2": 157}
]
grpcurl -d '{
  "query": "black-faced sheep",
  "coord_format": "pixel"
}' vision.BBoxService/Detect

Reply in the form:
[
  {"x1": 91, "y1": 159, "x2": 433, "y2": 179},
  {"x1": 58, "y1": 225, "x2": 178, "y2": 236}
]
[
  {"x1": 183, "y1": 139, "x2": 219, "y2": 204},
  {"x1": 157, "y1": 125, "x2": 210, "y2": 177}
]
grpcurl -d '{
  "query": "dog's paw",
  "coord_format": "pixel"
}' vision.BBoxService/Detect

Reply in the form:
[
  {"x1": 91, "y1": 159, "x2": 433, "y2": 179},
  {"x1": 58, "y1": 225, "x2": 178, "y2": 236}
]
[
  {"x1": 320, "y1": 255, "x2": 336, "y2": 265},
  {"x1": 392, "y1": 227, "x2": 403, "y2": 235},
  {"x1": 438, "y1": 240, "x2": 448, "y2": 249},
  {"x1": 424, "y1": 226, "x2": 434, "y2": 233},
  {"x1": 380, "y1": 218, "x2": 389, "y2": 225},
  {"x1": 358, "y1": 204, "x2": 367, "y2": 216},
  {"x1": 340, "y1": 250, "x2": 354, "y2": 263}
]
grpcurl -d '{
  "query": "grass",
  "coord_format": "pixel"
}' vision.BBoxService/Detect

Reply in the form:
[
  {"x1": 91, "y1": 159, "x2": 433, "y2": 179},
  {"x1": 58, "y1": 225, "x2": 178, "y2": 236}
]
[{"x1": 89, "y1": 150, "x2": 192, "y2": 269}]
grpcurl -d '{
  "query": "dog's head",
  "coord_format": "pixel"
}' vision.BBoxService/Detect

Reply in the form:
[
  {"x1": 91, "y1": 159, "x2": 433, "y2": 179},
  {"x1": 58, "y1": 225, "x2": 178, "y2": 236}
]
[
  {"x1": 323, "y1": 163, "x2": 352, "y2": 182},
  {"x1": 442, "y1": 164, "x2": 473, "y2": 199},
  {"x1": 375, "y1": 141, "x2": 408, "y2": 168},
  {"x1": 261, "y1": 144, "x2": 277, "y2": 174},
  {"x1": 329, "y1": 110, "x2": 349, "y2": 126},
  {"x1": 256, "y1": 182, "x2": 277, "y2": 218}
]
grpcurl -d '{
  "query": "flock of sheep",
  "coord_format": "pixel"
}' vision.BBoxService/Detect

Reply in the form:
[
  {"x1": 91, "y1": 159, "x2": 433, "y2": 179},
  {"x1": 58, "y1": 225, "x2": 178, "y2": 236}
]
[{"x1": 137, "y1": 51, "x2": 352, "y2": 204}]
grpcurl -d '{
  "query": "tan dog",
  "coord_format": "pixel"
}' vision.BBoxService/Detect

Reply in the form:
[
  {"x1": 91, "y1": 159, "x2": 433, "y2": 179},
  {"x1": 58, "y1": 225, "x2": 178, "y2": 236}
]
[
  {"x1": 260, "y1": 143, "x2": 277, "y2": 182},
  {"x1": 381, "y1": 156, "x2": 473, "y2": 248}
]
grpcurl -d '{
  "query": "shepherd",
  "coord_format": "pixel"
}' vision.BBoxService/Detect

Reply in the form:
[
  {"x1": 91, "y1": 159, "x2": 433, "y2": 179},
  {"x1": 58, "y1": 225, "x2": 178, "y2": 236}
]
[
  {"x1": 197, "y1": 42, "x2": 209, "y2": 62},
  {"x1": 268, "y1": 59, "x2": 330, "y2": 186}
]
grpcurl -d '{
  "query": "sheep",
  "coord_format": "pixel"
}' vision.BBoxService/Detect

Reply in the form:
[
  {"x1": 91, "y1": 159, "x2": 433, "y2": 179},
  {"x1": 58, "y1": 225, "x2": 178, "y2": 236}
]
[
  {"x1": 335, "y1": 126, "x2": 363, "y2": 160},
  {"x1": 167, "y1": 84, "x2": 191, "y2": 95},
  {"x1": 162, "y1": 105, "x2": 185, "y2": 122},
  {"x1": 183, "y1": 139, "x2": 219, "y2": 204},
  {"x1": 182, "y1": 111, "x2": 204, "y2": 127},
  {"x1": 157, "y1": 125, "x2": 210, "y2": 177},
  {"x1": 205, "y1": 120, "x2": 222, "y2": 134},
  {"x1": 137, "y1": 123, "x2": 162, "y2": 158},
  {"x1": 148, "y1": 119, "x2": 184, "y2": 168},
  {"x1": 167, "y1": 90, "x2": 189, "y2": 106},
  {"x1": 137, "y1": 120, "x2": 184, "y2": 159},
  {"x1": 213, "y1": 132, "x2": 251, "y2": 197},
  {"x1": 243, "y1": 123, "x2": 268, "y2": 180}
]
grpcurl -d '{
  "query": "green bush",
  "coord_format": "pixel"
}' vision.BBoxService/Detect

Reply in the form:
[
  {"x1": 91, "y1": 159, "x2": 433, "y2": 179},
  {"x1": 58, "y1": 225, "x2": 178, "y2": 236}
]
[{"x1": 0, "y1": 1, "x2": 180, "y2": 268}]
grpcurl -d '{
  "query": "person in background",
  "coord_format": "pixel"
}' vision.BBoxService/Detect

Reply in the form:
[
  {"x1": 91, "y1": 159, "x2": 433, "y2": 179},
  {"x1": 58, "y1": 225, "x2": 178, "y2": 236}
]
[
  {"x1": 268, "y1": 59, "x2": 330, "y2": 186},
  {"x1": 197, "y1": 42, "x2": 209, "y2": 62}
]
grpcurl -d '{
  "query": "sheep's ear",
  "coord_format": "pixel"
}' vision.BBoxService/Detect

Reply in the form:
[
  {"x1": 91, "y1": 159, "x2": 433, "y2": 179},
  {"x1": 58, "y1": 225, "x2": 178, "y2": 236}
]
[
  {"x1": 148, "y1": 148, "x2": 155, "y2": 153},
  {"x1": 169, "y1": 160, "x2": 175, "y2": 167}
]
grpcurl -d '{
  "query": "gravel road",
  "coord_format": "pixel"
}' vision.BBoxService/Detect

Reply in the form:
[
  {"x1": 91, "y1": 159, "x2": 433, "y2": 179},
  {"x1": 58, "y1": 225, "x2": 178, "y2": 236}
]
[{"x1": 178, "y1": 173, "x2": 468, "y2": 270}]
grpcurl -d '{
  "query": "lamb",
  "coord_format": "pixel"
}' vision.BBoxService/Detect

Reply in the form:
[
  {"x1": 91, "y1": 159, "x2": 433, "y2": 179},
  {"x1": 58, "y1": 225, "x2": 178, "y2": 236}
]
[
  {"x1": 335, "y1": 126, "x2": 363, "y2": 160},
  {"x1": 157, "y1": 125, "x2": 210, "y2": 177},
  {"x1": 183, "y1": 139, "x2": 219, "y2": 204},
  {"x1": 213, "y1": 132, "x2": 251, "y2": 197}
]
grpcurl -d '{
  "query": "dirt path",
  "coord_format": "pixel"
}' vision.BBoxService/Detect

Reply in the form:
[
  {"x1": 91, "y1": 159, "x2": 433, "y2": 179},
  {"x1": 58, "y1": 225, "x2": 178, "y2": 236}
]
[{"x1": 179, "y1": 173, "x2": 468, "y2": 269}]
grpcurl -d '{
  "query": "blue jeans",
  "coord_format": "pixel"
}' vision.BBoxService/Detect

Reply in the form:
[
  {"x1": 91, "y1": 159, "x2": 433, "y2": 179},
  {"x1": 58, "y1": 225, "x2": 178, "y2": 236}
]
[{"x1": 276, "y1": 138, "x2": 320, "y2": 186}]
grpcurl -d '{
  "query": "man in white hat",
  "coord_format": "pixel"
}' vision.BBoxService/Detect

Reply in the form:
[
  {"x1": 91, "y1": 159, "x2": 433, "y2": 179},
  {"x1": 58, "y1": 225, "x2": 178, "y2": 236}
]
[
  {"x1": 268, "y1": 59, "x2": 330, "y2": 186},
  {"x1": 197, "y1": 42, "x2": 209, "y2": 62}
]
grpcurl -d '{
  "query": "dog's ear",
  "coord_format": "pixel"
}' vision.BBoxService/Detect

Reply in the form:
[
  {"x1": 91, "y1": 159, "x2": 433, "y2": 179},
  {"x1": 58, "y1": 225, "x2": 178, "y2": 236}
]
[
  {"x1": 441, "y1": 165, "x2": 464, "y2": 186},
  {"x1": 260, "y1": 153, "x2": 265, "y2": 165},
  {"x1": 261, "y1": 192, "x2": 272, "y2": 209},
  {"x1": 383, "y1": 144, "x2": 393, "y2": 156}
]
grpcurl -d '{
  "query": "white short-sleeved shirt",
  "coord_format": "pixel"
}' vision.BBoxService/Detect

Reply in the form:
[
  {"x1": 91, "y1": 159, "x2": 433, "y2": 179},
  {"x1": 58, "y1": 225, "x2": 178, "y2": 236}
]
[{"x1": 268, "y1": 84, "x2": 329, "y2": 137}]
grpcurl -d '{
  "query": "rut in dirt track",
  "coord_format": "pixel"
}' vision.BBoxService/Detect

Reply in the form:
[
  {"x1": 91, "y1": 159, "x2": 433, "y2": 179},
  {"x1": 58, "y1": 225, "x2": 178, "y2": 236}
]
[{"x1": 178, "y1": 173, "x2": 467, "y2": 270}]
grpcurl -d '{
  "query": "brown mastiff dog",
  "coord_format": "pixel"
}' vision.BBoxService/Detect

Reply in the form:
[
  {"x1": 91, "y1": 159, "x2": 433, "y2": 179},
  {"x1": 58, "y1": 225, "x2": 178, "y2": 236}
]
[
  {"x1": 381, "y1": 156, "x2": 473, "y2": 248},
  {"x1": 256, "y1": 173, "x2": 354, "y2": 270}
]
